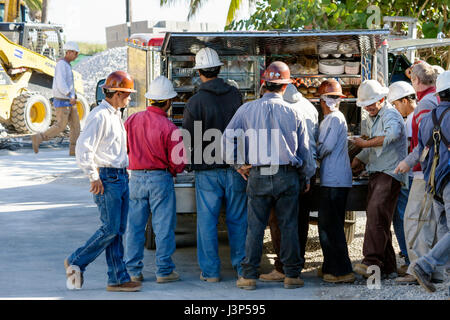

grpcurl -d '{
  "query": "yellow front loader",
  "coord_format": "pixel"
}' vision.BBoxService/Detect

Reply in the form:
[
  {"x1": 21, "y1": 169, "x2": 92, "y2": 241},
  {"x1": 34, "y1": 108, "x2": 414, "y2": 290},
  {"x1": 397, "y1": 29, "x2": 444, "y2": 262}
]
[{"x1": 0, "y1": 21, "x2": 89, "y2": 133}]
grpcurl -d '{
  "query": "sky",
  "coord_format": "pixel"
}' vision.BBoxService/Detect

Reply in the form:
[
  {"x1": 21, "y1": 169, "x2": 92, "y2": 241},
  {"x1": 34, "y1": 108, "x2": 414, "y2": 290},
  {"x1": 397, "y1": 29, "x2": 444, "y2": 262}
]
[{"x1": 47, "y1": 0, "x2": 254, "y2": 43}]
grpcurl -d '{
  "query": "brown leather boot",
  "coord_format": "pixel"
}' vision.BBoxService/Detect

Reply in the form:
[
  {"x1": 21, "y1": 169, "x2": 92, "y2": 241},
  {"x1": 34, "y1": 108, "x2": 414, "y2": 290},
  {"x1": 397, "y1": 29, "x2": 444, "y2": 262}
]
[
  {"x1": 236, "y1": 277, "x2": 256, "y2": 290},
  {"x1": 259, "y1": 269, "x2": 285, "y2": 282},
  {"x1": 106, "y1": 281, "x2": 142, "y2": 292},
  {"x1": 31, "y1": 133, "x2": 43, "y2": 154},
  {"x1": 284, "y1": 277, "x2": 304, "y2": 289}
]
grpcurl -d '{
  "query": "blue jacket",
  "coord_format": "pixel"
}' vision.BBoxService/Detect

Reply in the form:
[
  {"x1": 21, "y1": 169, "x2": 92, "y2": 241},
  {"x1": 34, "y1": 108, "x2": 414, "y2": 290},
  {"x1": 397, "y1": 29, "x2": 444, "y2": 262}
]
[{"x1": 418, "y1": 101, "x2": 450, "y2": 196}]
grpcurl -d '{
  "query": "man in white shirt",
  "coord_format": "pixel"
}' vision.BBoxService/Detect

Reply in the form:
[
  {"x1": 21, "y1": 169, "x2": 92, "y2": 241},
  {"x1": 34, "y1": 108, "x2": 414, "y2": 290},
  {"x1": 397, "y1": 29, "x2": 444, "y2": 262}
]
[
  {"x1": 64, "y1": 70, "x2": 141, "y2": 292},
  {"x1": 32, "y1": 41, "x2": 81, "y2": 156}
]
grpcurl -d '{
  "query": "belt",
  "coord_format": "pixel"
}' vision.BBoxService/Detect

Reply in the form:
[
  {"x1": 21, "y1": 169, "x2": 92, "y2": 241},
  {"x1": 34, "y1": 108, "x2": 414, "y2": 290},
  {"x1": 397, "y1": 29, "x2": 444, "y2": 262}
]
[
  {"x1": 99, "y1": 167, "x2": 127, "y2": 174},
  {"x1": 132, "y1": 168, "x2": 170, "y2": 173},
  {"x1": 251, "y1": 164, "x2": 297, "y2": 172}
]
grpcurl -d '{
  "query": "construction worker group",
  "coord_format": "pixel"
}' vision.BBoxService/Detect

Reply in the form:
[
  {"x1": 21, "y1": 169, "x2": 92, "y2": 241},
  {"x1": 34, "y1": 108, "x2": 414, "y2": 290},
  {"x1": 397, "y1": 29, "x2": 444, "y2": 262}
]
[{"x1": 59, "y1": 45, "x2": 449, "y2": 293}]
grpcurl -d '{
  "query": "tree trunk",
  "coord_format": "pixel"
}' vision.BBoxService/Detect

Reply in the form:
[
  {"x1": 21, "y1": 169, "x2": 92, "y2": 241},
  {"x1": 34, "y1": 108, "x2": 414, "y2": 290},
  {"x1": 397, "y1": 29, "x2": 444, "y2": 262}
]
[{"x1": 41, "y1": 0, "x2": 48, "y2": 23}]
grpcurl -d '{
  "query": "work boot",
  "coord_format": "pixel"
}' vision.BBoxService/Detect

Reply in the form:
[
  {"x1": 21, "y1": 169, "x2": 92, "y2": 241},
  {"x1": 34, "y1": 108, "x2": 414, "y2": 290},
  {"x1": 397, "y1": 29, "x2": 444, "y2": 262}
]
[
  {"x1": 284, "y1": 277, "x2": 304, "y2": 289},
  {"x1": 130, "y1": 274, "x2": 144, "y2": 282},
  {"x1": 236, "y1": 277, "x2": 256, "y2": 290},
  {"x1": 412, "y1": 264, "x2": 436, "y2": 293},
  {"x1": 200, "y1": 273, "x2": 220, "y2": 283},
  {"x1": 395, "y1": 274, "x2": 418, "y2": 285},
  {"x1": 106, "y1": 281, "x2": 142, "y2": 292},
  {"x1": 259, "y1": 269, "x2": 285, "y2": 282},
  {"x1": 156, "y1": 271, "x2": 180, "y2": 283},
  {"x1": 323, "y1": 273, "x2": 356, "y2": 284},
  {"x1": 397, "y1": 264, "x2": 409, "y2": 277},
  {"x1": 31, "y1": 133, "x2": 43, "y2": 154},
  {"x1": 353, "y1": 263, "x2": 371, "y2": 278}
]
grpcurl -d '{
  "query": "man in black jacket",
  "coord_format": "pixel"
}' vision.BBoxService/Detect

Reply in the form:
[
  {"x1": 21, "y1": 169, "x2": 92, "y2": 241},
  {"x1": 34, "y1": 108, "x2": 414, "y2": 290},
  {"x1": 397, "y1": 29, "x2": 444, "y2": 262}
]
[{"x1": 182, "y1": 47, "x2": 247, "y2": 283}]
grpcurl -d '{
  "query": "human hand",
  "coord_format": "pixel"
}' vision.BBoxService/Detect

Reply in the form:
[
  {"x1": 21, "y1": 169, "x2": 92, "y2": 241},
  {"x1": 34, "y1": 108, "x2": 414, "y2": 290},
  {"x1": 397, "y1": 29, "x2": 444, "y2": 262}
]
[
  {"x1": 394, "y1": 161, "x2": 410, "y2": 174},
  {"x1": 237, "y1": 164, "x2": 252, "y2": 181},
  {"x1": 352, "y1": 137, "x2": 367, "y2": 148},
  {"x1": 90, "y1": 179, "x2": 104, "y2": 195}
]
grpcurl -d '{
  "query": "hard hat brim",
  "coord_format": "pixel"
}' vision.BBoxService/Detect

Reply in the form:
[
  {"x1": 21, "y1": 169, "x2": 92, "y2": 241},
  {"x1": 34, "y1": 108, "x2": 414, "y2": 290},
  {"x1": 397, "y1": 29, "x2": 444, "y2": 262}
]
[
  {"x1": 356, "y1": 92, "x2": 388, "y2": 107},
  {"x1": 145, "y1": 91, "x2": 178, "y2": 100},
  {"x1": 192, "y1": 62, "x2": 224, "y2": 70},
  {"x1": 321, "y1": 91, "x2": 347, "y2": 98},
  {"x1": 263, "y1": 79, "x2": 293, "y2": 84},
  {"x1": 101, "y1": 85, "x2": 137, "y2": 93}
]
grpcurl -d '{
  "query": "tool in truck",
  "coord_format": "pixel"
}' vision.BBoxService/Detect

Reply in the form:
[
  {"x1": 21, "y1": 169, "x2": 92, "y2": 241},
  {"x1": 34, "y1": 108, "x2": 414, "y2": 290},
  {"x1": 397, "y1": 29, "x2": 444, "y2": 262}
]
[{"x1": 0, "y1": 17, "x2": 89, "y2": 134}]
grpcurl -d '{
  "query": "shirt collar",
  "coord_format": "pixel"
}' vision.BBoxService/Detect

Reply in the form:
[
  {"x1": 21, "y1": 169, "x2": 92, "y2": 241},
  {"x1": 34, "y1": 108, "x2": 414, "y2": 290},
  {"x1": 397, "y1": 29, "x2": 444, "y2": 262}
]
[
  {"x1": 101, "y1": 100, "x2": 121, "y2": 116},
  {"x1": 417, "y1": 86, "x2": 436, "y2": 101},
  {"x1": 262, "y1": 92, "x2": 284, "y2": 100},
  {"x1": 147, "y1": 106, "x2": 168, "y2": 117}
]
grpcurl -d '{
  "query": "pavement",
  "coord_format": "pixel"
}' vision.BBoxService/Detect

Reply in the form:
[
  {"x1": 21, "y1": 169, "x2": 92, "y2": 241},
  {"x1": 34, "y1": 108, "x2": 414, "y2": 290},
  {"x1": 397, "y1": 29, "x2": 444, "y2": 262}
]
[{"x1": 0, "y1": 146, "x2": 328, "y2": 300}]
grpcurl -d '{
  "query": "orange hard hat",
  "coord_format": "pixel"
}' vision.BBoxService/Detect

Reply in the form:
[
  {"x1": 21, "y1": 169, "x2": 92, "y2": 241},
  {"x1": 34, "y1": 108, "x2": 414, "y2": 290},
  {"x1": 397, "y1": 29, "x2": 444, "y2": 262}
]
[
  {"x1": 261, "y1": 61, "x2": 293, "y2": 84},
  {"x1": 101, "y1": 70, "x2": 137, "y2": 93},
  {"x1": 318, "y1": 79, "x2": 346, "y2": 98}
]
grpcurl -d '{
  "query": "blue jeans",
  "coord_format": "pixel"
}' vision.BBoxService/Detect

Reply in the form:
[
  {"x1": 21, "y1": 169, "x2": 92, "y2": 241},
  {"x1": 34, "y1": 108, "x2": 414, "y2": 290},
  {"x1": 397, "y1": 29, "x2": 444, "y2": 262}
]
[
  {"x1": 125, "y1": 170, "x2": 176, "y2": 278},
  {"x1": 242, "y1": 166, "x2": 302, "y2": 279},
  {"x1": 68, "y1": 167, "x2": 131, "y2": 286},
  {"x1": 416, "y1": 183, "x2": 449, "y2": 275},
  {"x1": 195, "y1": 168, "x2": 248, "y2": 278},
  {"x1": 393, "y1": 176, "x2": 412, "y2": 264}
]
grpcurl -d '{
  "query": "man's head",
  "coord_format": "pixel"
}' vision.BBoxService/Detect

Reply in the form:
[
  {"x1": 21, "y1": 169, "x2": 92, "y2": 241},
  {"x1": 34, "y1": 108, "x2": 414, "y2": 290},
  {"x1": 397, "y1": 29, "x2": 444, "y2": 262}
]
[
  {"x1": 193, "y1": 47, "x2": 223, "y2": 82},
  {"x1": 410, "y1": 62, "x2": 437, "y2": 92},
  {"x1": 101, "y1": 70, "x2": 136, "y2": 109},
  {"x1": 435, "y1": 70, "x2": 450, "y2": 102},
  {"x1": 388, "y1": 81, "x2": 416, "y2": 117},
  {"x1": 63, "y1": 41, "x2": 79, "y2": 62},
  {"x1": 318, "y1": 79, "x2": 346, "y2": 111},
  {"x1": 261, "y1": 61, "x2": 292, "y2": 94},
  {"x1": 356, "y1": 80, "x2": 389, "y2": 117},
  {"x1": 145, "y1": 76, "x2": 177, "y2": 112}
]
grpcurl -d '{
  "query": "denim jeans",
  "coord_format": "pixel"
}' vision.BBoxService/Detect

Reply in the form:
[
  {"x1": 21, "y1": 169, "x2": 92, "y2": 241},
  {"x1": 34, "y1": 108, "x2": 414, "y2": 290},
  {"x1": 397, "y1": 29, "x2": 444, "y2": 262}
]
[
  {"x1": 318, "y1": 187, "x2": 353, "y2": 276},
  {"x1": 416, "y1": 183, "x2": 449, "y2": 275},
  {"x1": 125, "y1": 170, "x2": 176, "y2": 278},
  {"x1": 393, "y1": 176, "x2": 413, "y2": 264},
  {"x1": 68, "y1": 167, "x2": 131, "y2": 286},
  {"x1": 195, "y1": 168, "x2": 248, "y2": 278},
  {"x1": 242, "y1": 166, "x2": 302, "y2": 279}
]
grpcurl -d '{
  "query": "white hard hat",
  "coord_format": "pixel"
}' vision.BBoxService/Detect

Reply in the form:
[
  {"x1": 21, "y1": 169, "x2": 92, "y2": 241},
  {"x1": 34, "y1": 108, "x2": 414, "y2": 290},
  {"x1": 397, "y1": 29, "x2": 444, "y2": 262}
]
[
  {"x1": 356, "y1": 79, "x2": 389, "y2": 107},
  {"x1": 435, "y1": 70, "x2": 450, "y2": 95},
  {"x1": 387, "y1": 81, "x2": 416, "y2": 103},
  {"x1": 193, "y1": 47, "x2": 223, "y2": 70},
  {"x1": 283, "y1": 84, "x2": 302, "y2": 103},
  {"x1": 432, "y1": 65, "x2": 445, "y2": 75},
  {"x1": 145, "y1": 76, "x2": 177, "y2": 101},
  {"x1": 63, "y1": 41, "x2": 80, "y2": 52}
]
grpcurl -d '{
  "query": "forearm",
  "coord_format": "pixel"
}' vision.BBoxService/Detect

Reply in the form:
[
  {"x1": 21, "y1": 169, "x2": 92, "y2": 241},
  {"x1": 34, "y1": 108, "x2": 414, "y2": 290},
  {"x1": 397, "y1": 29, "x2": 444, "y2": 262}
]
[{"x1": 363, "y1": 136, "x2": 385, "y2": 148}]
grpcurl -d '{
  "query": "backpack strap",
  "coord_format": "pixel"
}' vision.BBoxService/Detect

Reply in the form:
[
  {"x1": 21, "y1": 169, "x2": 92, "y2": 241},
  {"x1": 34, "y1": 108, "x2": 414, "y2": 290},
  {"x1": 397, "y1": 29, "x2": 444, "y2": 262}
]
[{"x1": 426, "y1": 108, "x2": 450, "y2": 148}]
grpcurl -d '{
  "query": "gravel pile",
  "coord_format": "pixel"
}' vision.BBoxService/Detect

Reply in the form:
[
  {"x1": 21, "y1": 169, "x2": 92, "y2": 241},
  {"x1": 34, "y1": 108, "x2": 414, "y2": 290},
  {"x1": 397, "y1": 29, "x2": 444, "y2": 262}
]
[
  {"x1": 263, "y1": 211, "x2": 449, "y2": 300},
  {"x1": 74, "y1": 47, "x2": 128, "y2": 105}
]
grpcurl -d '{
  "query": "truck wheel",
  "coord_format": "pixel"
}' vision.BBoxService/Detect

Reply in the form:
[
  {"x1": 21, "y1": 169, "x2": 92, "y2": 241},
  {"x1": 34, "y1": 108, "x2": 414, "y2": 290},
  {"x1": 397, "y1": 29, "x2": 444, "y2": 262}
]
[
  {"x1": 344, "y1": 211, "x2": 356, "y2": 245},
  {"x1": 145, "y1": 214, "x2": 156, "y2": 250},
  {"x1": 11, "y1": 92, "x2": 52, "y2": 134},
  {"x1": 75, "y1": 94, "x2": 90, "y2": 130}
]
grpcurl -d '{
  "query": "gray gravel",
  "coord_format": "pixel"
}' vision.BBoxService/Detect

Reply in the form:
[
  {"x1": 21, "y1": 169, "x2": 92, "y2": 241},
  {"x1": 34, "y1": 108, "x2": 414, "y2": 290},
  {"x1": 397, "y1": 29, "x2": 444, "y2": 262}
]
[{"x1": 74, "y1": 47, "x2": 127, "y2": 105}]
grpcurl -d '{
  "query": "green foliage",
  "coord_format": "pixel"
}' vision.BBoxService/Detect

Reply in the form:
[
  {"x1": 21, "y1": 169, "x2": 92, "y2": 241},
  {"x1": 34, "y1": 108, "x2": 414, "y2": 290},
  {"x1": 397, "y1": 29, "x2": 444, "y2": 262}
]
[
  {"x1": 24, "y1": 0, "x2": 42, "y2": 12},
  {"x1": 77, "y1": 42, "x2": 106, "y2": 56}
]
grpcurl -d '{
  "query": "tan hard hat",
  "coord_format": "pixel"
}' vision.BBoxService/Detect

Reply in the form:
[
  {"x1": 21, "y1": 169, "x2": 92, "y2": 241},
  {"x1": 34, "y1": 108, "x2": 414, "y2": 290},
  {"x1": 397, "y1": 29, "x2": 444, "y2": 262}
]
[
  {"x1": 261, "y1": 61, "x2": 293, "y2": 84},
  {"x1": 101, "y1": 70, "x2": 137, "y2": 93},
  {"x1": 318, "y1": 79, "x2": 346, "y2": 98}
]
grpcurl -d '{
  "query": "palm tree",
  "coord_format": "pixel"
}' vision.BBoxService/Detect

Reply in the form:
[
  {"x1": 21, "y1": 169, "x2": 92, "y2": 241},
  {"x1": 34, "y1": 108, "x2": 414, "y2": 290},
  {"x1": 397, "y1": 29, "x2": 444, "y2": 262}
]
[{"x1": 160, "y1": 0, "x2": 254, "y2": 26}]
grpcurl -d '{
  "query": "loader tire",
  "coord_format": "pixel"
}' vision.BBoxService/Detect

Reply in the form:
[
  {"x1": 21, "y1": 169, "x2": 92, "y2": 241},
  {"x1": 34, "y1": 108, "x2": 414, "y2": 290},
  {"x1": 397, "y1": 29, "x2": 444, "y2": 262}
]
[
  {"x1": 75, "y1": 94, "x2": 90, "y2": 130},
  {"x1": 11, "y1": 92, "x2": 52, "y2": 134}
]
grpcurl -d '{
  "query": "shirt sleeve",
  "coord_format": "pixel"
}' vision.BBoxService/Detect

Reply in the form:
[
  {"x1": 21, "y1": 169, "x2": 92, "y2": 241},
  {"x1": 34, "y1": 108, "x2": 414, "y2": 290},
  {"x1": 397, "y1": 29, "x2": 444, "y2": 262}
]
[
  {"x1": 403, "y1": 145, "x2": 420, "y2": 168},
  {"x1": 222, "y1": 108, "x2": 245, "y2": 166},
  {"x1": 54, "y1": 61, "x2": 75, "y2": 99},
  {"x1": 356, "y1": 148, "x2": 370, "y2": 164},
  {"x1": 166, "y1": 126, "x2": 186, "y2": 175},
  {"x1": 296, "y1": 116, "x2": 316, "y2": 180},
  {"x1": 317, "y1": 116, "x2": 339, "y2": 160},
  {"x1": 378, "y1": 110, "x2": 404, "y2": 157},
  {"x1": 75, "y1": 113, "x2": 105, "y2": 182}
]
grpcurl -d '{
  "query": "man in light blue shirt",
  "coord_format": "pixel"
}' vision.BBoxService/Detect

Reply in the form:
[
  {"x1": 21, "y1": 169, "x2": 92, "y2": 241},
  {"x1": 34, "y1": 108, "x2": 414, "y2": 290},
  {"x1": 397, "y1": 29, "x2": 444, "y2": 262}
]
[
  {"x1": 32, "y1": 41, "x2": 81, "y2": 156},
  {"x1": 223, "y1": 61, "x2": 315, "y2": 290},
  {"x1": 351, "y1": 80, "x2": 407, "y2": 278}
]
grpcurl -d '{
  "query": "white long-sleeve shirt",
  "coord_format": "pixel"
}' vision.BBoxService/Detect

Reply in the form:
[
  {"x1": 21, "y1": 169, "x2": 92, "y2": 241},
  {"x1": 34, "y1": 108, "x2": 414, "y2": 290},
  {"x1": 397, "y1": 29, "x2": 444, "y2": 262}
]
[
  {"x1": 76, "y1": 100, "x2": 128, "y2": 182},
  {"x1": 52, "y1": 59, "x2": 75, "y2": 100}
]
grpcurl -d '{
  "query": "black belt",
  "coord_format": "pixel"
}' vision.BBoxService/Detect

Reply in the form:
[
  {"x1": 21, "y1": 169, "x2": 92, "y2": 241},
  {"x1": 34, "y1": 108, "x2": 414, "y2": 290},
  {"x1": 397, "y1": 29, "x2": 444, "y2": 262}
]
[{"x1": 99, "y1": 167, "x2": 127, "y2": 174}]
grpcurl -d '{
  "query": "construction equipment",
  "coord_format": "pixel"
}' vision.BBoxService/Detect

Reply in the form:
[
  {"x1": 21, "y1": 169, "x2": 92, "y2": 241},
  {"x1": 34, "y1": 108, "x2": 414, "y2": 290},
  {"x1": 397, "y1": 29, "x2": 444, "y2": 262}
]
[
  {"x1": 0, "y1": 22, "x2": 89, "y2": 133},
  {"x1": 0, "y1": 0, "x2": 28, "y2": 23}
]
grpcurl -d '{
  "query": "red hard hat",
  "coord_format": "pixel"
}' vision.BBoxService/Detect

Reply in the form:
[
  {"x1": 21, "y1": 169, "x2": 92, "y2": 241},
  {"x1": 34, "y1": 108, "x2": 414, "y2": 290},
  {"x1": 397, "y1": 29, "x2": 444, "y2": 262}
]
[
  {"x1": 318, "y1": 79, "x2": 346, "y2": 98},
  {"x1": 261, "y1": 61, "x2": 292, "y2": 84},
  {"x1": 101, "y1": 70, "x2": 137, "y2": 93}
]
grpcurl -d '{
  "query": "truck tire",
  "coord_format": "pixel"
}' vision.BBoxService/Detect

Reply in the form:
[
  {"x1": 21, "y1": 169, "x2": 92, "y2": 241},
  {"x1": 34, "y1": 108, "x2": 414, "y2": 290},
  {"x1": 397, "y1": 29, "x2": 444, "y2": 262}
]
[
  {"x1": 75, "y1": 94, "x2": 90, "y2": 130},
  {"x1": 344, "y1": 211, "x2": 356, "y2": 245},
  {"x1": 11, "y1": 92, "x2": 52, "y2": 134}
]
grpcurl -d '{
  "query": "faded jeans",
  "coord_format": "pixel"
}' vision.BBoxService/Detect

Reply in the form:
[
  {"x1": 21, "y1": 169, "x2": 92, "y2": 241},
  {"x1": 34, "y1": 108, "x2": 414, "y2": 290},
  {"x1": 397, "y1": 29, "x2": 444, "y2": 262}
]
[
  {"x1": 242, "y1": 166, "x2": 302, "y2": 279},
  {"x1": 195, "y1": 168, "x2": 248, "y2": 278},
  {"x1": 416, "y1": 183, "x2": 450, "y2": 276},
  {"x1": 68, "y1": 167, "x2": 131, "y2": 286},
  {"x1": 125, "y1": 170, "x2": 177, "y2": 278},
  {"x1": 393, "y1": 176, "x2": 413, "y2": 265}
]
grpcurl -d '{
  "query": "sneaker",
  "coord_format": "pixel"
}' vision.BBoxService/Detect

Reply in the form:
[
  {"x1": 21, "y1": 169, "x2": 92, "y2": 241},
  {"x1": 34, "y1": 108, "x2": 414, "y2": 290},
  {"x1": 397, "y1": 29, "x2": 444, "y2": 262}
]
[
  {"x1": 131, "y1": 274, "x2": 144, "y2": 282},
  {"x1": 156, "y1": 271, "x2": 180, "y2": 283},
  {"x1": 64, "y1": 258, "x2": 83, "y2": 290},
  {"x1": 412, "y1": 264, "x2": 436, "y2": 293},
  {"x1": 395, "y1": 274, "x2": 418, "y2": 284},
  {"x1": 106, "y1": 281, "x2": 142, "y2": 292},
  {"x1": 200, "y1": 273, "x2": 221, "y2": 283},
  {"x1": 353, "y1": 263, "x2": 373, "y2": 278},
  {"x1": 31, "y1": 133, "x2": 42, "y2": 154},
  {"x1": 397, "y1": 264, "x2": 409, "y2": 277},
  {"x1": 236, "y1": 277, "x2": 256, "y2": 290},
  {"x1": 259, "y1": 269, "x2": 285, "y2": 282},
  {"x1": 323, "y1": 273, "x2": 356, "y2": 284},
  {"x1": 284, "y1": 277, "x2": 304, "y2": 289}
]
